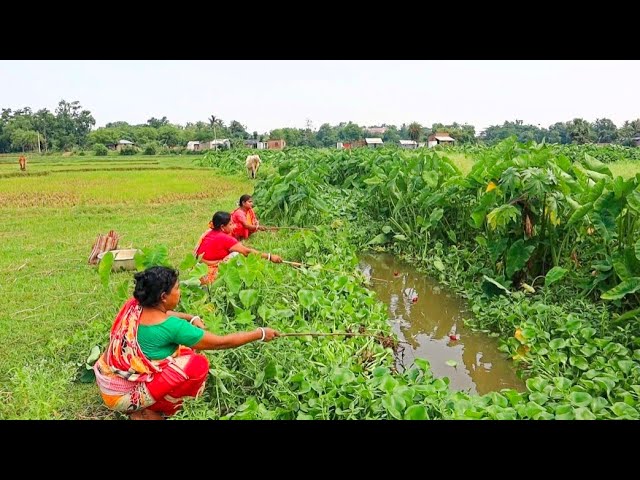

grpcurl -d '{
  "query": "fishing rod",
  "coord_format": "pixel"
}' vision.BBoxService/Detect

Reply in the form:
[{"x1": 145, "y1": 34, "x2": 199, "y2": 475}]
[
  {"x1": 263, "y1": 225, "x2": 314, "y2": 231},
  {"x1": 278, "y1": 331, "x2": 410, "y2": 345},
  {"x1": 282, "y1": 260, "x2": 390, "y2": 283}
]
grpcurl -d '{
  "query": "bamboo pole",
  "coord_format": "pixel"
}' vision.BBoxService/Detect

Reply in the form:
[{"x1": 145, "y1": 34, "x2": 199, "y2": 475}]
[
  {"x1": 278, "y1": 332, "x2": 410, "y2": 345},
  {"x1": 282, "y1": 260, "x2": 390, "y2": 283}
]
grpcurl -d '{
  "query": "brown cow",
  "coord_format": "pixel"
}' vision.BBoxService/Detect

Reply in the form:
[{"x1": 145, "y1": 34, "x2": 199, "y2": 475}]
[{"x1": 245, "y1": 154, "x2": 261, "y2": 179}]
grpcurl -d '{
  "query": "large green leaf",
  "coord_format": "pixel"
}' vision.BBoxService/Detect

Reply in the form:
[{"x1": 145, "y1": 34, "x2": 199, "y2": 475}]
[
  {"x1": 86, "y1": 345, "x2": 101, "y2": 365},
  {"x1": 139, "y1": 245, "x2": 170, "y2": 268},
  {"x1": 134, "y1": 251, "x2": 146, "y2": 271},
  {"x1": 612, "y1": 307, "x2": 640, "y2": 325},
  {"x1": 223, "y1": 266, "x2": 243, "y2": 294},
  {"x1": 404, "y1": 405, "x2": 428, "y2": 420},
  {"x1": 116, "y1": 279, "x2": 130, "y2": 303},
  {"x1": 487, "y1": 237, "x2": 509, "y2": 264},
  {"x1": 569, "y1": 356, "x2": 589, "y2": 371},
  {"x1": 506, "y1": 240, "x2": 535, "y2": 277},
  {"x1": 238, "y1": 289, "x2": 259, "y2": 309},
  {"x1": 583, "y1": 154, "x2": 612, "y2": 176},
  {"x1": 332, "y1": 367, "x2": 356, "y2": 386},
  {"x1": 526, "y1": 377, "x2": 548, "y2": 392},
  {"x1": 381, "y1": 394, "x2": 406, "y2": 420},
  {"x1": 545, "y1": 266, "x2": 568, "y2": 287},
  {"x1": 470, "y1": 190, "x2": 497, "y2": 228},
  {"x1": 422, "y1": 171, "x2": 439, "y2": 189},
  {"x1": 487, "y1": 204, "x2": 520, "y2": 231},
  {"x1": 429, "y1": 208, "x2": 444, "y2": 224},
  {"x1": 626, "y1": 190, "x2": 640, "y2": 214},
  {"x1": 567, "y1": 202, "x2": 593, "y2": 226},
  {"x1": 482, "y1": 275, "x2": 510, "y2": 295},
  {"x1": 612, "y1": 176, "x2": 636, "y2": 200},
  {"x1": 611, "y1": 402, "x2": 639, "y2": 419},
  {"x1": 179, "y1": 253, "x2": 198, "y2": 272},
  {"x1": 617, "y1": 360, "x2": 634, "y2": 375},
  {"x1": 601, "y1": 277, "x2": 640, "y2": 300},
  {"x1": 368, "y1": 233, "x2": 389, "y2": 245},
  {"x1": 180, "y1": 263, "x2": 209, "y2": 287},
  {"x1": 613, "y1": 253, "x2": 634, "y2": 281},
  {"x1": 554, "y1": 404, "x2": 575, "y2": 420},
  {"x1": 238, "y1": 264, "x2": 258, "y2": 287},
  {"x1": 634, "y1": 239, "x2": 640, "y2": 263},
  {"x1": 98, "y1": 251, "x2": 114, "y2": 288},
  {"x1": 235, "y1": 309, "x2": 255, "y2": 326},
  {"x1": 363, "y1": 176, "x2": 384, "y2": 185},
  {"x1": 413, "y1": 358, "x2": 430, "y2": 373},
  {"x1": 574, "y1": 407, "x2": 597, "y2": 420},
  {"x1": 78, "y1": 368, "x2": 96, "y2": 383}
]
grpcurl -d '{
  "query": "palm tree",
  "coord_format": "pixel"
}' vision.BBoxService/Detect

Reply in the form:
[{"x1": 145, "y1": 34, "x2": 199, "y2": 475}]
[
  {"x1": 208, "y1": 115, "x2": 224, "y2": 141},
  {"x1": 408, "y1": 122, "x2": 422, "y2": 142}
]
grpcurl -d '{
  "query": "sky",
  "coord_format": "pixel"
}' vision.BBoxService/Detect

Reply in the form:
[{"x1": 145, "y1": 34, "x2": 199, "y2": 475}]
[{"x1": 0, "y1": 60, "x2": 638, "y2": 134}]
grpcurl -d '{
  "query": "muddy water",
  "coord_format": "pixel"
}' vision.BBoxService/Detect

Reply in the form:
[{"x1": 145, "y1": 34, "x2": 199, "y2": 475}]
[{"x1": 359, "y1": 253, "x2": 524, "y2": 395}]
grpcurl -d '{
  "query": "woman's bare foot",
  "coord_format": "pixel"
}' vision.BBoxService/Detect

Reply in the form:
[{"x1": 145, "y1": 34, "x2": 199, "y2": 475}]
[{"x1": 129, "y1": 409, "x2": 164, "y2": 420}]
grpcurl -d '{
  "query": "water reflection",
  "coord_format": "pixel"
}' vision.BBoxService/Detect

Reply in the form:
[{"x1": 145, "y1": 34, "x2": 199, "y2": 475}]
[{"x1": 359, "y1": 253, "x2": 524, "y2": 395}]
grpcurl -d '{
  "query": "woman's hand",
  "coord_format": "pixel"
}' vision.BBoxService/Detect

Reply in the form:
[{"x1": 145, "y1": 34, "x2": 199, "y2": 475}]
[
  {"x1": 261, "y1": 327, "x2": 280, "y2": 342},
  {"x1": 190, "y1": 316, "x2": 206, "y2": 329},
  {"x1": 270, "y1": 254, "x2": 282, "y2": 263}
]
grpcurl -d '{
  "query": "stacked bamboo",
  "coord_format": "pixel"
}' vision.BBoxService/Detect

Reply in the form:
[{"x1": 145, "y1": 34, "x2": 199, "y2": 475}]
[{"x1": 88, "y1": 230, "x2": 120, "y2": 264}]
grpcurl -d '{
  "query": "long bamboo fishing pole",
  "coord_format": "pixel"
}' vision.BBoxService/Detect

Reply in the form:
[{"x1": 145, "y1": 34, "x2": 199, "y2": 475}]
[
  {"x1": 265, "y1": 226, "x2": 313, "y2": 230},
  {"x1": 282, "y1": 260, "x2": 390, "y2": 283},
  {"x1": 278, "y1": 332, "x2": 410, "y2": 345}
]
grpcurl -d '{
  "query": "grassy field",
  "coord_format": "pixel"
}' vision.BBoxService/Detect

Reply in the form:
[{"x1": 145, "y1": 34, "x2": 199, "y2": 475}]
[{"x1": 0, "y1": 154, "x2": 251, "y2": 419}]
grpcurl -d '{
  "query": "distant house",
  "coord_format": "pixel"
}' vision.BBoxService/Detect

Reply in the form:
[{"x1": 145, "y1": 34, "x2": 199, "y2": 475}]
[
  {"x1": 399, "y1": 139, "x2": 418, "y2": 149},
  {"x1": 245, "y1": 139, "x2": 267, "y2": 150},
  {"x1": 633, "y1": 136, "x2": 640, "y2": 147},
  {"x1": 427, "y1": 132, "x2": 455, "y2": 148},
  {"x1": 365, "y1": 138, "x2": 384, "y2": 148},
  {"x1": 186, "y1": 141, "x2": 201, "y2": 151},
  {"x1": 199, "y1": 139, "x2": 231, "y2": 150},
  {"x1": 108, "y1": 139, "x2": 135, "y2": 152},
  {"x1": 267, "y1": 139, "x2": 286, "y2": 150},
  {"x1": 211, "y1": 139, "x2": 230, "y2": 150},
  {"x1": 365, "y1": 126, "x2": 388, "y2": 136}
]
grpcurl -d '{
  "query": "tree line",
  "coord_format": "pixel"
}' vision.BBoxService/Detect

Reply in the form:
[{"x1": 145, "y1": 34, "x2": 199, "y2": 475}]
[{"x1": 1, "y1": 99, "x2": 639, "y2": 153}]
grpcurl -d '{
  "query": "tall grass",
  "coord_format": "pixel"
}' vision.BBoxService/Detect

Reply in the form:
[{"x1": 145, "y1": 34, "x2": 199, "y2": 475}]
[{"x1": 0, "y1": 156, "x2": 251, "y2": 419}]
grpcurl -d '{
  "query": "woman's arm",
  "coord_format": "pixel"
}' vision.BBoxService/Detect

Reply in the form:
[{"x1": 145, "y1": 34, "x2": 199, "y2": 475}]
[
  {"x1": 192, "y1": 327, "x2": 279, "y2": 350},
  {"x1": 229, "y1": 243, "x2": 282, "y2": 263},
  {"x1": 239, "y1": 218, "x2": 258, "y2": 232}
]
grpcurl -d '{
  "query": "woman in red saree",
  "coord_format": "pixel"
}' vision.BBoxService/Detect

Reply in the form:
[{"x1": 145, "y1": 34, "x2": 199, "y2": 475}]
[
  {"x1": 231, "y1": 194, "x2": 269, "y2": 240},
  {"x1": 194, "y1": 211, "x2": 283, "y2": 285},
  {"x1": 94, "y1": 266, "x2": 279, "y2": 420}
]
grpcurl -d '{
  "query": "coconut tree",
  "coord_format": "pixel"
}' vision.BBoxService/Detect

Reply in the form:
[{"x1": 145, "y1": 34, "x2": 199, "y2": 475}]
[{"x1": 408, "y1": 122, "x2": 422, "y2": 142}]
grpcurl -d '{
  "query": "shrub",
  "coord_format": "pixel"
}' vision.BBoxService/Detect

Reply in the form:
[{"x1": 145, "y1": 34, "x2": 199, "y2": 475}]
[
  {"x1": 143, "y1": 144, "x2": 157, "y2": 155},
  {"x1": 119, "y1": 146, "x2": 137, "y2": 156},
  {"x1": 94, "y1": 144, "x2": 108, "y2": 156}
]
